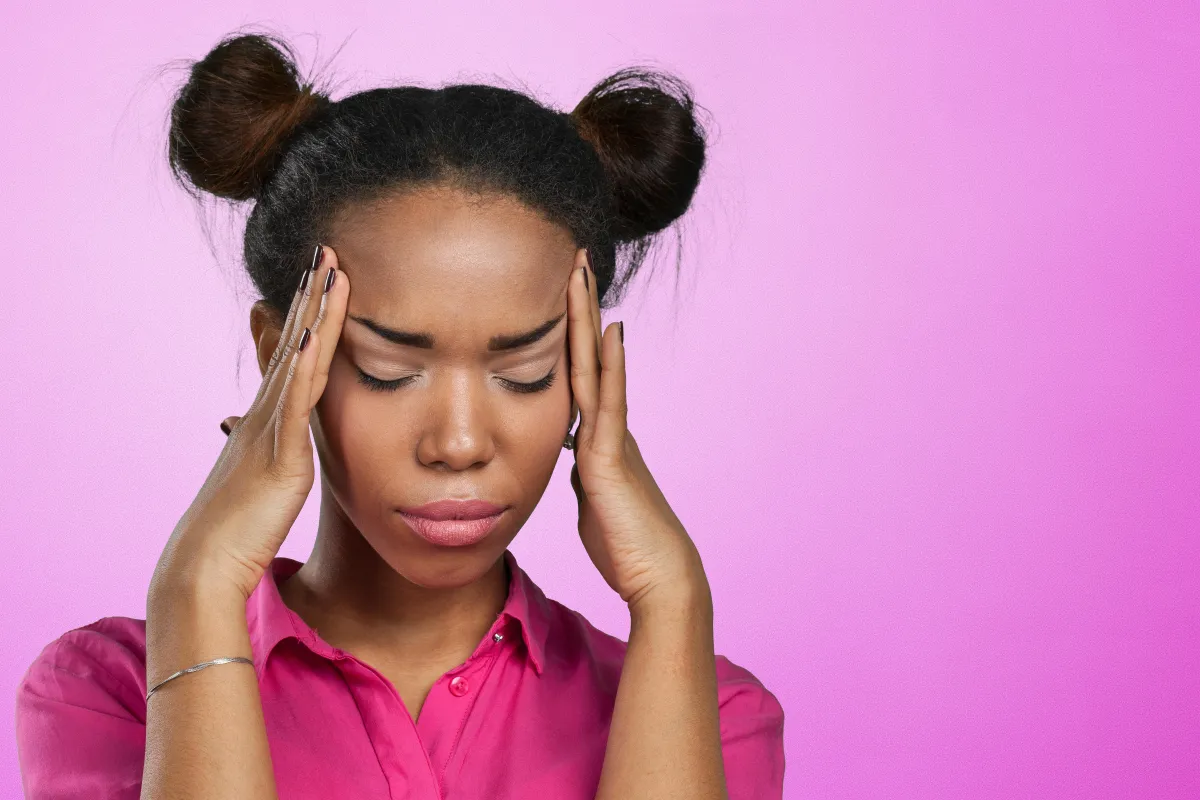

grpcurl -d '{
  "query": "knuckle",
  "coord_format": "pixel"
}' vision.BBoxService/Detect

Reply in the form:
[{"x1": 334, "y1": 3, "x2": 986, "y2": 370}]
[
  {"x1": 581, "y1": 430, "x2": 619, "y2": 461},
  {"x1": 589, "y1": 449, "x2": 630, "y2": 481},
  {"x1": 263, "y1": 451, "x2": 310, "y2": 492},
  {"x1": 599, "y1": 395, "x2": 628, "y2": 418},
  {"x1": 283, "y1": 354, "x2": 301, "y2": 383},
  {"x1": 261, "y1": 458, "x2": 288, "y2": 486}
]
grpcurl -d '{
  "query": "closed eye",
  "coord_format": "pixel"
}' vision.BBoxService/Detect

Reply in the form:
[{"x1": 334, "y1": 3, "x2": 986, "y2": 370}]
[
  {"x1": 354, "y1": 367, "x2": 557, "y2": 394},
  {"x1": 499, "y1": 369, "x2": 557, "y2": 394},
  {"x1": 355, "y1": 368, "x2": 418, "y2": 393}
]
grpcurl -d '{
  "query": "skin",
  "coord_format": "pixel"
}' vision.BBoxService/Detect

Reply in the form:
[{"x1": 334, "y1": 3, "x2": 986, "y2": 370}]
[
  {"x1": 141, "y1": 183, "x2": 728, "y2": 799},
  {"x1": 255, "y1": 187, "x2": 579, "y2": 716}
]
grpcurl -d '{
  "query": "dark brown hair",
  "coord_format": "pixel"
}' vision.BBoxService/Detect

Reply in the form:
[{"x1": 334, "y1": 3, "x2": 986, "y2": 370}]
[{"x1": 168, "y1": 32, "x2": 708, "y2": 313}]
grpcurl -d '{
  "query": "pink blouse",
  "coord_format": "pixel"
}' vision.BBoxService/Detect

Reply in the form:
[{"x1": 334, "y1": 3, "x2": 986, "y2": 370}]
[{"x1": 15, "y1": 550, "x2": 786, "y2": 798}]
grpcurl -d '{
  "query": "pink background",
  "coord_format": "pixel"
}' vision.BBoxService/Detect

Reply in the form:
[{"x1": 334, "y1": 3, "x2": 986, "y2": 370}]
[{"x1": 3, "y1": 1, "x2": 1197, "y2": 797}]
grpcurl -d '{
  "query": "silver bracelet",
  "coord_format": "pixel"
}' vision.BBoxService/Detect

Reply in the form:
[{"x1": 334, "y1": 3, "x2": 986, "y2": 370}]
[{"x1": 146, "y1": 656, "x2": 255, "y2": 702}]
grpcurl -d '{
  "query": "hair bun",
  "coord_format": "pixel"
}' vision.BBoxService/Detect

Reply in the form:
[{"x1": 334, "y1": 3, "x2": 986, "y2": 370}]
[
  {"x1": 168, "y1": 33, "x2": 328, "y2": 201},
  {"x1": 571, "y1": 67, "x2": 707, "y2": 242}
]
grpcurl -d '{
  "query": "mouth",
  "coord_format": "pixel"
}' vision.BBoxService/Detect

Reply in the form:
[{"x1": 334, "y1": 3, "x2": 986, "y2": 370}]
[{"x1": 395, "y1": 500, "x2": 509, "y2": 547}]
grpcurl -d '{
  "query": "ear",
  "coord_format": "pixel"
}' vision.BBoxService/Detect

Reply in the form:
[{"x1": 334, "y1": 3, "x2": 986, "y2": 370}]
[{"x1": 250, "y1": 300, "x2": 285, "y2": 377}]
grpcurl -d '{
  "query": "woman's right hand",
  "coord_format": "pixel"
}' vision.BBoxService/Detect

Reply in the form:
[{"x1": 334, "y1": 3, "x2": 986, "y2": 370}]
[{"x1": 149, "y1": 245, "x2": 349, "y2": 605}]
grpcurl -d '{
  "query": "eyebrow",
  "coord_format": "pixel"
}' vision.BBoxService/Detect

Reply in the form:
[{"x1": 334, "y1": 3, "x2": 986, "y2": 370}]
[{"x1": 348, "y1": 311, "x2": 567, "y2": 352}]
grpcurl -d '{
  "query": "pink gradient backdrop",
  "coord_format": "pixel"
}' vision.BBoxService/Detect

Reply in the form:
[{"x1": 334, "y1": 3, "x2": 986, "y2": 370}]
[{"x1": 3, "y1": 1, "x2": 1197, "y2": 797}]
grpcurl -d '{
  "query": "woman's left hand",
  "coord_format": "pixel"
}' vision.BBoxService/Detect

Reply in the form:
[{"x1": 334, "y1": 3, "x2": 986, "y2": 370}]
[{"x1": 566, "y1": 248, "x2": 711, "y2": 614}]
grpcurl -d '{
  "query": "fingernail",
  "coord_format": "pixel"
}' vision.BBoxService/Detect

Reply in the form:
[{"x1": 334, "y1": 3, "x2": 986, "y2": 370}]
[
  {"x1": 323, "y1": 267, "x2": 336, "y2": 293},
  {"x1": 581, "y1": 263, "x2": 589, "y2": 294},
  {"x1": 298, "y1": 327, "x2": 312, "y2": 352},
  {"x1": 220, "y1": 420, "x2": 231, "y2": 436},
  {"x1": 584, "y1": 248, "x2": 594, "y2": 276},
  {"x1": 619, "y1": 320, "x2": 624, "y2": 343},
  {"x1": 311, "y1": 244, "x2": 324, "y2": 271},
  {"x1": 300, "y1": 268, "x2": 312, "y2": 294}
]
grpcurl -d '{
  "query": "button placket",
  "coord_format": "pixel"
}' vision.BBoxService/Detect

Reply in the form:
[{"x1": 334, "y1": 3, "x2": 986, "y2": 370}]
[
  {"x1": 434, "y1": 633, "x2": 510, "y2": 790},
  {"x1": 445, "y1": 630, "x2": 507, "y2": 699}
]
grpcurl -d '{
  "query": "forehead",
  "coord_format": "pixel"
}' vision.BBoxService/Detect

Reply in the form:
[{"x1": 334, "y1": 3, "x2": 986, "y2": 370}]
[{"x1": 330, "y1": 185, "x2": 576, "y2": 348}]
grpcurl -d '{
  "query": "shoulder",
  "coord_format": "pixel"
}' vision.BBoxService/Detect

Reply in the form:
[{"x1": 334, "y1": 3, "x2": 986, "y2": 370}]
[
  {"x1": 543, "y1": 598, "x2": 785, "y2": 723},
  {"x1": 17, "y1": 615, "x2": 149, "y2": 722},
  {"x1": 712, "y1": 653, "x2": 787, "y2": 799},
  {"x1": 712, "y1": 653, "x2": 786, "y2": 740},
  {"x1": 539, "y1": 597, "x2": 627, "y2": 679},
  {"x1": 16, "y1": 617, "x2": 149, "y2": 797},
  {"x1": 543, "y1": 599, "x2": 786, "y2": 795}
]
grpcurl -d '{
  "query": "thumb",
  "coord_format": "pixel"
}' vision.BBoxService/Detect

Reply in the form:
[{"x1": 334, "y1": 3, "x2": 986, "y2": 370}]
[{"x1": 220, "y1": 416, "x2": 241, "y2": 436}]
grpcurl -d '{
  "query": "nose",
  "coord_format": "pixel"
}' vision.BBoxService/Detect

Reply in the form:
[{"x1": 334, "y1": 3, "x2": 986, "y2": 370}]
[{"x1": 415, "y1": 370, "x2": 495, "y2": 472}]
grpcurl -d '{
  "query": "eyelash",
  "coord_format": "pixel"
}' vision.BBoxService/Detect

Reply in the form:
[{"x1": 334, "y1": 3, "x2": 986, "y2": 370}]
[{"x1": 354, "y1": 367, "x2": 557, "y2": 395}]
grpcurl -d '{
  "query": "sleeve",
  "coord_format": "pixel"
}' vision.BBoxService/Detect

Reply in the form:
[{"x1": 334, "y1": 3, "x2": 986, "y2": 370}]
[
  {"x1": 715, "y1": 656, "x2": 787, "y2": 800},
  {"x1": 14, "y1": 621, "x2": 148, "y2": 800}
]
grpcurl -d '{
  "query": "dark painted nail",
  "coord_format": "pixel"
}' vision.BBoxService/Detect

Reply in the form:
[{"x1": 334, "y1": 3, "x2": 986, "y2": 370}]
[
  {"x1": 581, "y1": 264, "x2": 589, "y2": 294},
  {"x1": 619, "y1": 321, "x2": 624, "y2": 343},
  {"x1": 584, "y1": 248, "x2": 594, "y2": 275},
  {"x1": 311, "y1": 244, "x2": 324, "y2": 271},
  {"x1": 323, "y1": 267, "x2": 336, "y2": 293},
  {"x1": 298, "y1": 327, "x2": 312, "y2": 352},
  {"x1": 220, "y1": 420, "x2": 232, "y2": 436},
  {"x1": 300, "y1": 268, "x2": 312, "y2": 294}
]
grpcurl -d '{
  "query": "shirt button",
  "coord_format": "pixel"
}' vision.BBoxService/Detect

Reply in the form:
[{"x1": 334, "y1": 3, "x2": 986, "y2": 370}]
[{"x1": 449, "y1": 676, "x2": 470, "y2": 697}]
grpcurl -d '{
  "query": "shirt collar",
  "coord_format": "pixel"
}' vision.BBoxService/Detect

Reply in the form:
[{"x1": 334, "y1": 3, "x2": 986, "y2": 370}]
[
  {"x1": 245, "y1": 549, "x2": 552, "y2": 677},
  {"x1": 498, "y1": 548, "x2": 552, "y2": 676}
]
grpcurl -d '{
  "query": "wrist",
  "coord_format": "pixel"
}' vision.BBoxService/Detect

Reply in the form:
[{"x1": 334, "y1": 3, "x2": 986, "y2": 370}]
[
  {"x1": 628, "y1": 576, "x2": 714, "y2": 627},
  {"x1": 145, "y1": 579, "x2": 253, "y2": 685},
  {"x1": 626, "y1": 545, "x2": 713, "y2": 621},
  {"x1": 147, "y1": 553, "x2": 253, "y2": 639},
  {"x1": 149, "y1": 541, "x2": 262, "y2": 610},
  {"x1": 147, "y1": 575, "x2": 248, "y2": 620}
]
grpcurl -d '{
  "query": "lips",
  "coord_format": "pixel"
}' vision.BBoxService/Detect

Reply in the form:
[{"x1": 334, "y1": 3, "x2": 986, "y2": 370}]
[
  {"x1": 397, "y1": 500, "x2": 508, "y2": 521},
  {"x1": 396, "y1": 499, "x2": 508, "y2": 547}
]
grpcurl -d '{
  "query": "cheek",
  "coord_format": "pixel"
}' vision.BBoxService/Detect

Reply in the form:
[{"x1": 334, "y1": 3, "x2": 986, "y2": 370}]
[
  {"x1": 502, "y1": 378, "x2": 571, "y2": 451},
  {"x1": 312, "y1": 362, "x2": 405, "y2": 488},
  {"x1": 477, "y1": 348, "x2": 575, "y2": 456},
  {"x1": 498, "y1": 381, "x2": 572, "y2": 502}
]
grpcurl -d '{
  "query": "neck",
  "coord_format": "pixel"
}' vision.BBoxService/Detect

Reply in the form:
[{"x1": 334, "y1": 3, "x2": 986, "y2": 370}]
[{"x1": 277, "y1": 492, "x2": 510, "y2": 670}]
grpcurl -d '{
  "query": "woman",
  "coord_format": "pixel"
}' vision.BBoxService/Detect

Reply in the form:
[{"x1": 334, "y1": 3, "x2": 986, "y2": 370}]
[{"x1": 15, "y1": 32, "x2": 785, "y2": 799}]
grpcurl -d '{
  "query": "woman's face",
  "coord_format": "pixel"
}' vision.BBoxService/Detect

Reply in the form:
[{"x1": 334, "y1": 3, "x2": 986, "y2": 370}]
[{"x1": 276, "y1": 184, "x2": 578, "y2": 588}]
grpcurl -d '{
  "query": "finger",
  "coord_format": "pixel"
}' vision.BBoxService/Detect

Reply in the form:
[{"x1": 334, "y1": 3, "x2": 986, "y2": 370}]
[
  {"x1": 306, "y1": 248, "x2": 349, "y2": 405},
  {"x1": 309, "y1": 245, "x2": 341, "y2": 337},
  {"x1": 265, "y1": 244, "x2": 320, "y2": 374},
  {"x1": 592, "y1": 320, "x2": 628, "y2": 456},
  {"x1": 273, "y1": 326, "x2": 321, "y2": 464},
  {"x1": 258, "y1": 244, "x2": 330, "y2": 420},
  {"x1": 563, "y1": 324, "x2": 580, "y2": 430},
  {"x1": 246, "y1": 261, "x2": 309, "y2": 421},
  {"x1": 568, "y1": 250, "x2": 602, "y2": 450},
  {"x1": 584, "y1": 249, "x2": 603, "y2": 364}
]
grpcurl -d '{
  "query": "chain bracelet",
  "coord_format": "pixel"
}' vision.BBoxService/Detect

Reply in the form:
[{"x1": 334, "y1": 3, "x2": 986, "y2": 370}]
[{"x1": 146, "y1": 656, "x2": 255, "y2": 703}]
